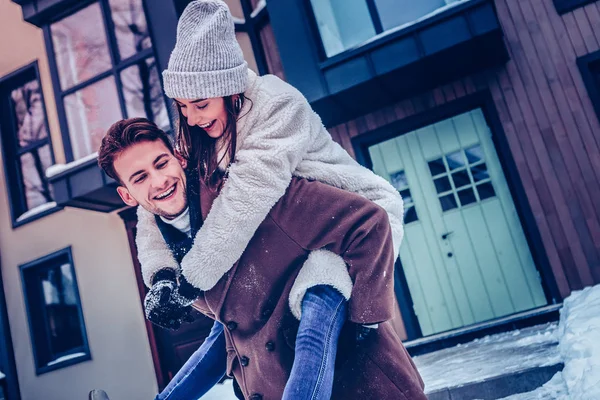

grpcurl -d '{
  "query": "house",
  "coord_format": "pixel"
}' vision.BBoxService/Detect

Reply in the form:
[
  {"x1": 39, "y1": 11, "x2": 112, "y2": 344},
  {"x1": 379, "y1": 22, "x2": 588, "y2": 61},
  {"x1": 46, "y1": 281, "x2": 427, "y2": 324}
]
[{"x1": 0, "y1": 0, "x2": 598, "y2": 398}]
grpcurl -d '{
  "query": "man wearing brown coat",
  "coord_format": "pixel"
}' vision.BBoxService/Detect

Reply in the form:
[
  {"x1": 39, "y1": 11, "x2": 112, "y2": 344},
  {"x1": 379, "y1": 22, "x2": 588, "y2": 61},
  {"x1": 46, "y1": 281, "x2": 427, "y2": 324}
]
[{"x1": 97, "y1": 118, "x2": 426, "y2": 400}]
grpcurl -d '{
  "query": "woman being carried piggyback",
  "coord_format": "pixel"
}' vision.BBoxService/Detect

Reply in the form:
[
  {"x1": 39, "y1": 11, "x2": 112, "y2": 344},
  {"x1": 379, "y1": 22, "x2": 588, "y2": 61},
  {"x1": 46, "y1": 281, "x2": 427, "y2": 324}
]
[{"x1": 131, "y1": 1, "x2": 424, "y2": 399}]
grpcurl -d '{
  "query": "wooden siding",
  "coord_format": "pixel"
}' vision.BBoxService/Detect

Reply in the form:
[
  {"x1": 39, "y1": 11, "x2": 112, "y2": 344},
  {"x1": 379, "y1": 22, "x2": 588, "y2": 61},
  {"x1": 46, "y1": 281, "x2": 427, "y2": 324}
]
[{"x1": 328, "y1": 0, "x2": 600, "y2": 298}]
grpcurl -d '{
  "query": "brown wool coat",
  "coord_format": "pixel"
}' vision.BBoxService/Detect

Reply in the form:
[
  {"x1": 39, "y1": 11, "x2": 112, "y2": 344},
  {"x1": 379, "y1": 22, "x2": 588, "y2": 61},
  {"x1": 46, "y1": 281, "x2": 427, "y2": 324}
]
[{"x1": 192, "y1": 177, "x2": 426, "y2": 400}]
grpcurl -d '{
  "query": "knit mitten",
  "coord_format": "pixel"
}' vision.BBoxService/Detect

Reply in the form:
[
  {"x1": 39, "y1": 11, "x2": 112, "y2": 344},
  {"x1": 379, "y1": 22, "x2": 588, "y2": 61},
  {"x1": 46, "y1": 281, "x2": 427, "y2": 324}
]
[{"x1": 144, "y1": 269, "x2": 195, "y2": 330}]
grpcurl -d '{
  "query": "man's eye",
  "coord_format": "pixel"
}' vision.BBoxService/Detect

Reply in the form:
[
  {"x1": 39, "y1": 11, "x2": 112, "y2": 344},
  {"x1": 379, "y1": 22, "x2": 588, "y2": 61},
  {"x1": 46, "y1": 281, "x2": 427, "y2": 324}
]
[
  {"x1": 134, "y1": 175, "x2": 147, "y2": 184},
  {"x1": 157, "y1": 162, "x2": 168, "y2": 169}
]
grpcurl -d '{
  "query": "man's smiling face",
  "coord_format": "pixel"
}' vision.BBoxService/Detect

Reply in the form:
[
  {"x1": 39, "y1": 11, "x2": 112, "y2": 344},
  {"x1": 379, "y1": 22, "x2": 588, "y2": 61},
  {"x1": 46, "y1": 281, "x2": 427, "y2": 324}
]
[{"x1": 114, "y1": 140, "x2": 188, "y2": 219}]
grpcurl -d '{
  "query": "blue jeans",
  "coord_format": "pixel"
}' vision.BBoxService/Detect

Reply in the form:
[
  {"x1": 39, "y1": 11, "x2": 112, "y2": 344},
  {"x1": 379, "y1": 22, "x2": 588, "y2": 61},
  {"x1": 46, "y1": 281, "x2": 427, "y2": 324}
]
[
  {"x1": 154, "y1": 285, "x2": 346, "y2": 400},
  {"x1": 283, "y1": 285, "x2": 347, "y2": 400},
  {"x1": 155, "y1": 321, "x2": 227, "y2": 400}
]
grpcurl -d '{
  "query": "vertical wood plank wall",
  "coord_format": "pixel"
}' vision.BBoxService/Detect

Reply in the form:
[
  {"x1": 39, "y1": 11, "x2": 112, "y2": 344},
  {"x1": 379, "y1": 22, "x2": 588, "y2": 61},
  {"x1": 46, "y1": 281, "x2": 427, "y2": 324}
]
[{"x1": 327, "y1": 0, "x2": 600, "y2": 298}]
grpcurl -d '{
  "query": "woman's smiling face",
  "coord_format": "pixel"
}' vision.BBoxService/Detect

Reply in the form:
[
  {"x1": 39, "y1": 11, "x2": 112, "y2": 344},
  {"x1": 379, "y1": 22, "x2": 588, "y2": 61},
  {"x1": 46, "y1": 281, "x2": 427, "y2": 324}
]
[{"x1": 174, "y1": 97, "x2": 228, "y2": 139}]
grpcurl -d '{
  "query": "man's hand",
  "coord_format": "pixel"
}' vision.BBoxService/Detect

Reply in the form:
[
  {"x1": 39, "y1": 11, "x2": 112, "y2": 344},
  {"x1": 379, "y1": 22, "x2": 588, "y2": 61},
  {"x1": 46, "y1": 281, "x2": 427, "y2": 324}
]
[{"x1": 144, "y1": 269, "x2": 196, "y2": 330}]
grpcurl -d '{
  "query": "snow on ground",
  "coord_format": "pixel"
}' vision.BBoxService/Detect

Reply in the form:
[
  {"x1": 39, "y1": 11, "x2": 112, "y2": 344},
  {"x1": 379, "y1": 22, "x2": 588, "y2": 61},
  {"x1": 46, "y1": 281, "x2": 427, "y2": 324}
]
[
  {"x1": 193, "y1": 285, "x2": 600, "y2": 399},
  {"x1": 413, "y1": 322, "x2": 561, "y2": 393},
  {"x1": 557, "y1": 285, "x2": 600, "y2": 399},
  {"x1": 496, "y1": 372, "x2": 569, "y2": 400}
]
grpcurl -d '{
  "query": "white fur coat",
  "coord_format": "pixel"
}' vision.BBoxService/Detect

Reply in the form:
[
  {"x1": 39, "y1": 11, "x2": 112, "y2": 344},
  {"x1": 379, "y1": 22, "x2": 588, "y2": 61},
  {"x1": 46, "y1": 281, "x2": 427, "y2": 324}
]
[{"x1": 136, "y1": 69, "x2": 404, "y2": 319}]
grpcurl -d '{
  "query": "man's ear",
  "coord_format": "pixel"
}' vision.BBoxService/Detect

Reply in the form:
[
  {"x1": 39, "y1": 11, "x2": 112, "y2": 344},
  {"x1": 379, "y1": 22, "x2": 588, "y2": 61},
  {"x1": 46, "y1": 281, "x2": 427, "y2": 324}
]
[
  {"x1": 117, "y1": 186, "x2": 139, "y2": 207},
  {"x1": 174, "y1": 151, "x2": 187, "y2": 169}
]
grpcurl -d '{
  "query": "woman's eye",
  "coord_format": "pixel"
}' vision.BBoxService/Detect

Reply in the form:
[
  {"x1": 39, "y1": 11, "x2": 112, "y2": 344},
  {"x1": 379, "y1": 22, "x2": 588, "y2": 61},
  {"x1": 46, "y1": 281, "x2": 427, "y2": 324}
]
[{"x1": 195, "y1": 104, "x2": 208, "y2": 110}]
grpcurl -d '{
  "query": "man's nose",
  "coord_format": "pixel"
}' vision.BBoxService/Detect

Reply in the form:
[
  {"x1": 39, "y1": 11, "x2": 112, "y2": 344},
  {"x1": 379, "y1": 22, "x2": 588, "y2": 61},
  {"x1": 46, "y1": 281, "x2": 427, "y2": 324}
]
[{"x1": 150, "y1": 171, "x2": 169, "y2": 190}]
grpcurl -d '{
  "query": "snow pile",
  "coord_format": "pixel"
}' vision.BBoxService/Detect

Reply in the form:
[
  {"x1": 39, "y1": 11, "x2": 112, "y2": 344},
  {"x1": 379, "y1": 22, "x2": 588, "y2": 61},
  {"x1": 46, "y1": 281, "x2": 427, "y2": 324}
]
[
  {"x1": 558, "y1": 285, "x2": 600, "y2": 399},
  {"x1": 497, "y1": 372, "x2": 568, "y2": 400},
  {"x1": 414, "y1": 323, "x2": 560, "y2": 393}
]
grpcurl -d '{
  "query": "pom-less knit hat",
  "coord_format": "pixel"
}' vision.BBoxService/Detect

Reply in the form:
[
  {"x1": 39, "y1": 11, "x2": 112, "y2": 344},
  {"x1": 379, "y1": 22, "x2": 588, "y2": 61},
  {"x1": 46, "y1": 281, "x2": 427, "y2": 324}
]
[{"x1": 162, "y1": 0, "x2": 248, "y2": 100}]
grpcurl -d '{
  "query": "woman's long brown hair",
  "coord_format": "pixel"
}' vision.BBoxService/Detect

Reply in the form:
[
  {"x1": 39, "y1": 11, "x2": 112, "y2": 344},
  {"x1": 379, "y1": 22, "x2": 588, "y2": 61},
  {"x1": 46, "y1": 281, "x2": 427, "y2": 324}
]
[{"x1": 175, "y1": 95, "x2": 248, "y2": 190}]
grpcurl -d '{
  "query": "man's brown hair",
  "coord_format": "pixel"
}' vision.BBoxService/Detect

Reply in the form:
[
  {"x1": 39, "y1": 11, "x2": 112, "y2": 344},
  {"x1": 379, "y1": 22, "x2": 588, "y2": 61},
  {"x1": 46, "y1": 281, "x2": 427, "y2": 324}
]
[{"x1": 98, "y1": 118, "x2": 175, "y2": 183}]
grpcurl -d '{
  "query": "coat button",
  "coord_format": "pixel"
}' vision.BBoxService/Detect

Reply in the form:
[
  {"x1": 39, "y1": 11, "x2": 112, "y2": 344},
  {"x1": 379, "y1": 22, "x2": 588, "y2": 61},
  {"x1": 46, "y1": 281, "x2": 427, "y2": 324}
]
[
  {"x1": 240, "y1": 356, "x2": 250, "y2": 366},
  {"x1": 250, "y1": 394, "x2": 262, "y2": 400},
  {"x1": 227, "y1": 321, "x2": 238, "y2": 331},
  {"x1": 265, "y1": 341, "x2": 275, "y2": 352}
]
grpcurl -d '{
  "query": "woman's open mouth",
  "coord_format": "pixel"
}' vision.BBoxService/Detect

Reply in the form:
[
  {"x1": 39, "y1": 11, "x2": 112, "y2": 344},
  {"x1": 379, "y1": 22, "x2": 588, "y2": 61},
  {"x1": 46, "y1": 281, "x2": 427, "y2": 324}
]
[
  {"x1": 154, "y1": 183, "x2": 177, "y2": 201},
  {"x1": 199, "y1": 120, "x2": 216, "y2": 131}
]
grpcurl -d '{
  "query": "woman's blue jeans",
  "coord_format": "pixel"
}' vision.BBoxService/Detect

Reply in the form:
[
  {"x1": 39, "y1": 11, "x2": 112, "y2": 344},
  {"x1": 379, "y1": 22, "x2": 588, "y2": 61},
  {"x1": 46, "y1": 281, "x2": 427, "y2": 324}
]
[
  {"x1": 282, "y1": 285, "x2": 347, "y2": 400},
  {"x1": 155, "y1": 285, "x2": 347, "y2": 400}
]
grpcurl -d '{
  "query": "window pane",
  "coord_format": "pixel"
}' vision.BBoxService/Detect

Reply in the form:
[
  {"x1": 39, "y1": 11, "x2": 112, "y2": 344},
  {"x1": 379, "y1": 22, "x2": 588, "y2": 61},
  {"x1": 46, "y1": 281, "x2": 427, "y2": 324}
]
[
  {"x1": 465, "y1": 144, "x2": 484, "y2": 164},
  {"x1": 390, "y1": 170, "x2": 408, "y2": 190},
  {"x1": 428, "y1": 158, "x2": 446, "y2": 176},
  {"x1": 434, "y1": 176, "x2": 451, "y2": 193},
  {"x1": 22, "y1": 252, "x2": 88, "y2": 370},
  {"x1": 223, "y1": 0, "x2": 244, "y2": 21},
  {"x1": 108, "y1": 0, "x2": 152, "y2": 60},
  {"x1": 20, "y1": 145, "x2": 54, "y2": 211},
  {"x1": 375, "y1": 0, "x2": 446, "y2": 31},
  {"x1": 471, "y1": 162, "x2": 489, "y2": 182},
  {"x1": 405, "y1": 206, "x2": 418, "y2": 224},
  {"x1": 458, "y1": 187, "x2": 477, "y2": 206},
  {"x1": 64, "y1": 77, "x2": 122, "y2": 159},
  {"x1": 439, "y1": 193, "x2": 457, "y2": 211},
  {"x1": 40, "y1": 264, "x2": 84, "y2": 356},
  {"x1": 51, "y1": 3, "x2": 112, "y2": 90},
  {"x1": 451, "y1": 169, "x2": 470, "y2": 189},
  {"x1": 477, "y1": 182, "x2": 496, "y2": 200},
  {"x1": 400, "y1": 189, "x2": 413, "y2": 204},
  {"x1": 121, "y1": 57, "x2": 170, "y2": 130},
  {"x1": 310, "y1": 0, "x2": 376, "y2": 57},
  {"x1": 236, "y1": 32, "x2": 259, "y2": 73},
  {"x1": 11, "y1": 79, "x2": 48, "y2": 147},
  {"x1": 445, "y1": 150, "x2": 465, "y2": 170}
]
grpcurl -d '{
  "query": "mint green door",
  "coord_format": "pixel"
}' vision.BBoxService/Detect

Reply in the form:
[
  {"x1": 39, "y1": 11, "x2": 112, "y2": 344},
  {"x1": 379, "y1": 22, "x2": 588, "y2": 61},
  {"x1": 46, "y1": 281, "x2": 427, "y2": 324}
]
[{"x1": 368, "y1": 109, "x2": 547, "y2": 336}]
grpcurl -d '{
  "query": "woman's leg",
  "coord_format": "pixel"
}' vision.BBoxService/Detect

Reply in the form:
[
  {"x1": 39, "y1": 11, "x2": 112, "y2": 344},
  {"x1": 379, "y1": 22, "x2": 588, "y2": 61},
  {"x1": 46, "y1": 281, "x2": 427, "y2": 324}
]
[
  {"x1": 155, "y1": 321, "x2": 227, "y2": 400},
  {"x1": 282, "y1": 285, "x2": 347, "y2": 400}
]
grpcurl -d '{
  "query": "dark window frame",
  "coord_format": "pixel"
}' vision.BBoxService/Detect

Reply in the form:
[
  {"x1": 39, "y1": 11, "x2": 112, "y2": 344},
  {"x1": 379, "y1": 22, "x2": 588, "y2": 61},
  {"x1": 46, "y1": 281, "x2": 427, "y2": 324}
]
[
  {"x1": 0, "y1": 61, "x2": 62, "y2": 228},
  {"x1": 577, "y1": 49, "x2": 600, "y2": 125},
  {"x1": 553, "y1": 0, "x2": 597, "y2": 15},
  {"x1": 230, "y1": 0, "x2": 271, "y2": 76},
  {"x1": 42, "y1": 0, "x2": 170, "y2": 163},
  {"x1": 19, "y1": 246, "x2": 91, "y2": 375},
  {"x1": 351, "y1": 90, "x2": 562, "y2": 340}
]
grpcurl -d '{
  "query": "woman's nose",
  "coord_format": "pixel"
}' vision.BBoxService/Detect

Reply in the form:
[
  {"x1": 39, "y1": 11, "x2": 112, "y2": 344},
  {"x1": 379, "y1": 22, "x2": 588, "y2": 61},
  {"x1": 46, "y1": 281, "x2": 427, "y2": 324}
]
[{"x1": 186, "y1": 108, "x2": 201, "y2": 126}]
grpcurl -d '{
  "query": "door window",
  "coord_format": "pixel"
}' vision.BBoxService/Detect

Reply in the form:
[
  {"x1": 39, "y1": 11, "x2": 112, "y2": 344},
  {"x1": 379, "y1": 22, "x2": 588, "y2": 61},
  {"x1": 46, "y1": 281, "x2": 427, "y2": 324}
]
[
  {"x1": 428, "y1": 144, "x2": 496, "y2": 212},
  {"x1": 389, "y1": 170, "x2": 418, "y2": 224}
]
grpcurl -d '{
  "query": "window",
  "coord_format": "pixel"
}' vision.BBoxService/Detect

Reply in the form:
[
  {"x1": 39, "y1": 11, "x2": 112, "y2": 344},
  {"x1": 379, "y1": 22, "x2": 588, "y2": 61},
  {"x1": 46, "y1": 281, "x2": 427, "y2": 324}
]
[
  {"x1": 428, "y1": 144, "x2": 496, "y2": 212},
  {"x1": 577, "y1": 50, "x2": 600, "y2": 126},
  {"x1": 46, "y1": 0, "x2": 169, "y2": 161},
  {"x1": 223, "y1": 0, "x2": 286, "y2": 80},
  {"x1": 20, "y1": 248, "x2": 90, "y2": 375},
  {"x1": 553, "y1": 0, "x2": 597, "y2": 14},
  {"x1": 309, "y1": 0, "x2": 463, "y2": 57},
  {"x1": 389, "y1": 170, "x2": 418, "y2": 224},
  {"x1": 0, "y1": 62, "x2": 61, "y2": 227}
]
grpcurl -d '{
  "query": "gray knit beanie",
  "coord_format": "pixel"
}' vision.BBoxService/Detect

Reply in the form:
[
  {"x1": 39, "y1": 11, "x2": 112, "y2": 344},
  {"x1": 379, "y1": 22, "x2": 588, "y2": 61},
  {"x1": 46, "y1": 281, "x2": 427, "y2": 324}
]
[{"x1": 162, "y1": 0, "x2": 248, "y2": 99}]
